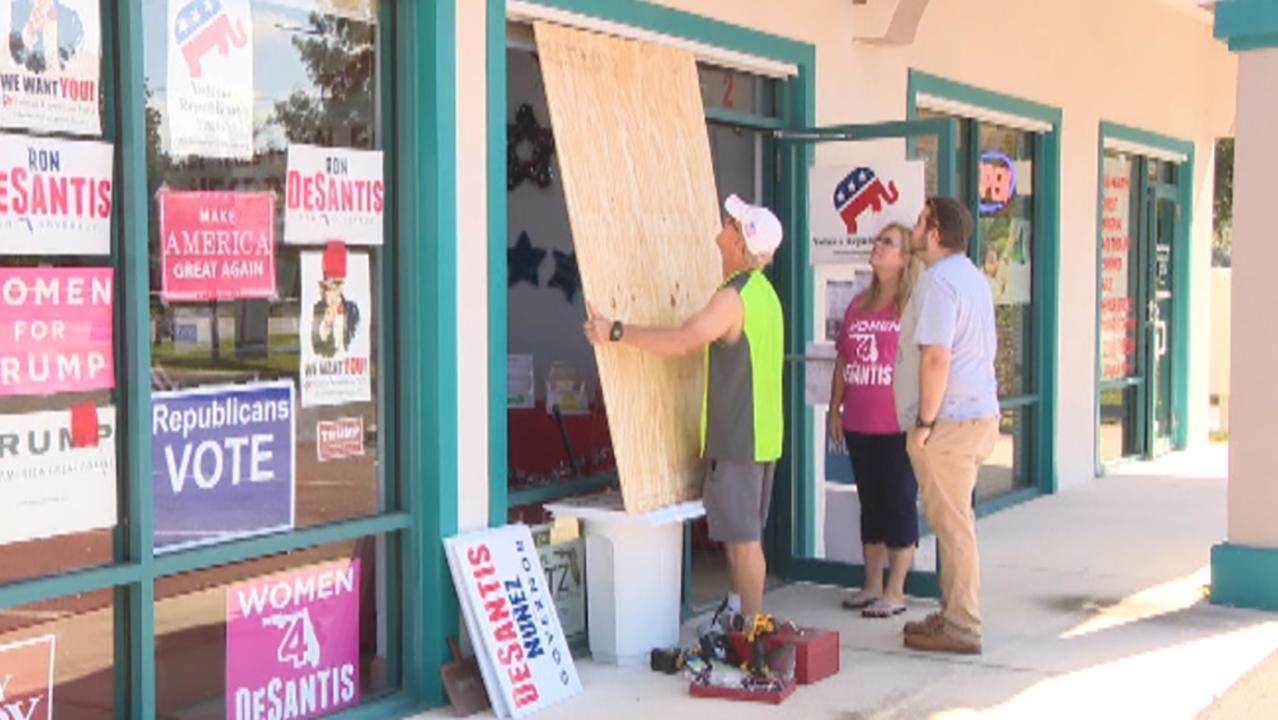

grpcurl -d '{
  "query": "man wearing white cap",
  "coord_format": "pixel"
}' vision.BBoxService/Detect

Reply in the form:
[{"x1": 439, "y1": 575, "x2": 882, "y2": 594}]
[{"x1": 584, "y1": 194, "x2": 785, "y2": 621}]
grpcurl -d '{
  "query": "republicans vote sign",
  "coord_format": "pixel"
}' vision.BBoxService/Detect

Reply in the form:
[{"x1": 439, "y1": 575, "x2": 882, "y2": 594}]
[{"x1": 152, "y1": 381, "x2": 295, "y2": 553}]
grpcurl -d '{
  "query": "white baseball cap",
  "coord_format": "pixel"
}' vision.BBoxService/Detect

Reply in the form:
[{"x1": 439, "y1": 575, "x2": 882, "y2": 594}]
[{"x1": 724, "y1": 194, "x2": 784, "y2": 256}]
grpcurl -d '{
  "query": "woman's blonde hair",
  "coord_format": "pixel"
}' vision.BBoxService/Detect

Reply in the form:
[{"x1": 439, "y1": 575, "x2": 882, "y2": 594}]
[{"x1": 859, "y1": 222, "x2": 920, "y2": 318}]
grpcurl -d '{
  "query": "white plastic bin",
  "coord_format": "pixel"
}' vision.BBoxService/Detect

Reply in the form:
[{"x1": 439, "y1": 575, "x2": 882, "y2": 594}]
[{"x1": 545, "y1": 493, "x2": 705, "y2": 666}]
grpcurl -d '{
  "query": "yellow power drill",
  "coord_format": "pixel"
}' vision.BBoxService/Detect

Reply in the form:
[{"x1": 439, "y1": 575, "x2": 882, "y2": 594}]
[{"x1": 742, "y1": 613, "x2": 777, "y2": 677}]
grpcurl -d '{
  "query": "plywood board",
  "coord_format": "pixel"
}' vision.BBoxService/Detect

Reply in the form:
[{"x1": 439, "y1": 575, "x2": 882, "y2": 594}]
[{"x1": 534, "y1": 22, "x2": 722, "y2": 514}]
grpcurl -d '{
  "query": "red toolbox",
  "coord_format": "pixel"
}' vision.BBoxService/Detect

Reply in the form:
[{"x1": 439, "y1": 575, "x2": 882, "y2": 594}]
[
  {"x1": 727, "y1": 626, "x2": 840, "y2": 685},
  {"x1": 689, "y1": 679, "x2": 795, "y2": 704}
]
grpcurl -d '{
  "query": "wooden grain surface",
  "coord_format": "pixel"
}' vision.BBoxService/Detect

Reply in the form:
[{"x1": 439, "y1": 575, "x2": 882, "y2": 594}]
[{"x1": 534, "y1": 22, "x2": 722, "y2": 514}]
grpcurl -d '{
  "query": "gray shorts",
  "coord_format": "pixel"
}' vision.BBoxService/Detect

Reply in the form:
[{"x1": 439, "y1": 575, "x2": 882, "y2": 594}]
[{"x1": 703, "y1": 459, "x2": 776, "y2": 544}]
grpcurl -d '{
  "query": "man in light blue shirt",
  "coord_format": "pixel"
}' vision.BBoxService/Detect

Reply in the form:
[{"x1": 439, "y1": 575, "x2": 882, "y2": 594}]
[{"x1": 898, "y1": 196, "x2": 1000, "y2": 655}]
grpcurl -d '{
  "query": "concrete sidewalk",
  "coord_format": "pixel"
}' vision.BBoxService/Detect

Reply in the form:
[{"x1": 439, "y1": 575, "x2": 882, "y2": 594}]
[{"x1": 417, "y1": 444, "x2": 1278, "y2": 719}]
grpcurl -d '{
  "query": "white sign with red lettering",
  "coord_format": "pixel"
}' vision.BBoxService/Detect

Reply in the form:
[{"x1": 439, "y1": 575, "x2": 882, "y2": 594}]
[
  {"x1": 0, "y1": 0, "x2": 103, "y2": 136},
  {"x1": 316, "y1": 417, "x2": 364, "y2": 462},
  {"x1": 0, "y1": 133, "x2": 112, "y2": 255},
  {"x1": 284, "y1": 144, "x2": 384, "y2": 246},
  {"x1": 445, "y1": 525, "x2": 582, "y2": 719}
]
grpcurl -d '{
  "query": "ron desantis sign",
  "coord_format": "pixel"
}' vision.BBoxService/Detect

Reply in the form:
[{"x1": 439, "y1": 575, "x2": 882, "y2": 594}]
[
  {"x1": 159, "y1": 191, "x2": 276, "y2": 302},
  {"x1": 0, "y1": 133, "x2": 113, "y2": 255},
  {"x1": 283, "y1": 144, "x2": 384, "y2": 246},
  {"x1": 0, "y1": 267, "x2": 113, "y2": 397},
  {"x1": 445, "y1": 525, "x2": 582, "y2": 719},
  {"x1": 809, "y1": 160, "x2": 923, "y2": 265},
  {"x1": 226, "y1": 559, "x2": 360, "y2": 720}
]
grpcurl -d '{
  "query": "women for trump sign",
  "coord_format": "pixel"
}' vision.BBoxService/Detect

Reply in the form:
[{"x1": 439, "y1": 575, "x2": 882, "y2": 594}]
[{"x1": 0, "y1": 267, "x2": 113, "y2": 396}]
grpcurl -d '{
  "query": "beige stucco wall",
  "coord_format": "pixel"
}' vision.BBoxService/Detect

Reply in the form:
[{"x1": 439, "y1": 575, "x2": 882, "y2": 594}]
[
  {"x1": 454, "y1": 0, "x2": 1237, "y2": 529},
  {"x1": 1227, "y1": 47, "x2": 1278, "y2": 548}
]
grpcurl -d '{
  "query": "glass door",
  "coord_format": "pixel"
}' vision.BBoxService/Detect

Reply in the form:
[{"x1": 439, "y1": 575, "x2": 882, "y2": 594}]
[
  {"x1": 1146, "y1": 180, "x2": 1179, "y2": 455},
  {"x1": 771, "y1": 118, "x2": 958, "y2": 597}
]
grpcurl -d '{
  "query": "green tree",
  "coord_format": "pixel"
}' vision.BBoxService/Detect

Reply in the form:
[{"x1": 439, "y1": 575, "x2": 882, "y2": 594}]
[
  {"x1": 1213, "y1": 138, "x2": 1234, "y2": 267},
  {"x1": 271, "y1": 13, "x2": 376, "y2": 148}
]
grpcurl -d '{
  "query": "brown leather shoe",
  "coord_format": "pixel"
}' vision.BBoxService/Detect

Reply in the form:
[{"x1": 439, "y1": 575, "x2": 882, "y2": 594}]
[
  {"x1": 903, "y1": 612, "x2": 944, "y2": 636},
  {"x1": 903, "y1": 626, "x2": 982, "y2": 655}
]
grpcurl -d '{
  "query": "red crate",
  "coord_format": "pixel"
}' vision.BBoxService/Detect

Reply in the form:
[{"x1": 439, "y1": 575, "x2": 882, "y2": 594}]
[
  {"x1": 689, "y1": 680, "x2": 795, "y2": 704},
  {"x1": 727, "y1": 626, "x2": 840, "y2": 685}
]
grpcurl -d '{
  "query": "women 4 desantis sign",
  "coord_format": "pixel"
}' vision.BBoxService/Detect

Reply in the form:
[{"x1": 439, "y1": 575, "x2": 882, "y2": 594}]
[{"x1": 809, "y1": 160, "x2": 924, "y2": 265}]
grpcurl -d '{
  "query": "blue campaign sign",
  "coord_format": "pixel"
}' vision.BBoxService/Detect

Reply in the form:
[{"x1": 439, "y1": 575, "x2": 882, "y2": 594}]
[
  {"x1": 152, "y1": 380, "x2": 296, "y2": 553},
  {"x1": 826, "y1": 435, "x2": 856, "y2": 485}
]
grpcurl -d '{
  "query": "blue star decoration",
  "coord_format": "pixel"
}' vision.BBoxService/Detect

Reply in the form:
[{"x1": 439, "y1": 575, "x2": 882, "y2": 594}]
[
  {"x1": 508, "y1": 231, "x2": 546, "y2": 288},
  {"x1": 547, "y1": 250, "x2": 580, "y2": 305}
]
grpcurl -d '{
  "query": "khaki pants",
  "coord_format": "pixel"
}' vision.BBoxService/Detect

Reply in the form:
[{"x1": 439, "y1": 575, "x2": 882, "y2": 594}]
[{"x1": 907, "y1": 417, "x2": 999, "y2": 639}]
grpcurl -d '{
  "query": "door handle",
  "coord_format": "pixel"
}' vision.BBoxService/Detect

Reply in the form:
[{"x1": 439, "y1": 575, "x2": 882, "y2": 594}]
[{"x1": 1154, "y1": 320, "x2": 1167, "y2": 357}]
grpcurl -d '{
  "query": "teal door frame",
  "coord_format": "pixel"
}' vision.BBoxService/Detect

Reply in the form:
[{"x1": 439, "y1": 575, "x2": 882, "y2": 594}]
[
  {"x1": 0, "y1": 2, "x2": 460, "y2": 716},
  {"x1": 484, "y1": 0, "x2": 816, "y2": 619},
  {"x1": 907, "y1": 71, "x2": 1064, "y2": 508},
  {"x1": 767, "y1": 118, "x2": 959, "y2": 597},
  {"x1": 1093, "y1": 122, "x2": 1195, "y2": 475}
]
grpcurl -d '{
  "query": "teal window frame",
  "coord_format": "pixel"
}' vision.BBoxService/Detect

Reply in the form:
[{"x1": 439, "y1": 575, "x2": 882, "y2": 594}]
[
  {"x1": 486, "y1": 0, "x2": 816, "y2": 525},
  {"x1": 1093, "y1": 122, "x2": 1195, "y2": 476},
  {"x1": 907, "y1": 70, "x2": 1063, "y2": 500},
  {"x1": 0, "y1": 1, "x2": 460, "y2": 716}
]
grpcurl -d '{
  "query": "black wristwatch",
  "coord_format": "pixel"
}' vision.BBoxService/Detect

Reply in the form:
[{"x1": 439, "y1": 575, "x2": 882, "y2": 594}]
[
  {"x1": 609, "y1": 320, "x2": 624, "y2": 342},
  {"x1": 915, "y1": 416, "x2": 935, "y2": 430}
]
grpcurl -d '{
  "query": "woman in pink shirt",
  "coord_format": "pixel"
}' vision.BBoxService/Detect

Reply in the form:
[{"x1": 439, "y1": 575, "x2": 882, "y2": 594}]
[{"x1": 827, "y1": 223, "x2": 919, "y2": 618}]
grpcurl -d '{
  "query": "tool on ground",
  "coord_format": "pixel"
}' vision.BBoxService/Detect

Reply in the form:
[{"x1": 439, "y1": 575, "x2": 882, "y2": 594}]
[
  {"x1": 439, "y1": 636, "x2": 489, "y2": 717},
  {"x1": 743, "y1": 613, "x2": 777, "y2": 678}
]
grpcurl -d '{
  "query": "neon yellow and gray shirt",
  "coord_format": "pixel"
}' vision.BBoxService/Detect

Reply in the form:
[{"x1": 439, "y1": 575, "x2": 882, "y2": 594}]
[{"x1": 700, "y1": 270, "x2": 784, "y2": 463}]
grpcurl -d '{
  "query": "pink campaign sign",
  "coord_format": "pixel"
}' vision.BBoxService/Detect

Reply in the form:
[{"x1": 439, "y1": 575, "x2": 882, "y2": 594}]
[
  {"x1": 0, "y1": 267, "x2": 114, "y2": 396},
  {"x1": 226, "y1": 558, "x2": 361, "y2": 720},
  {"x1": 160, "y1": 191, "x2": 277, "y2": 302}
]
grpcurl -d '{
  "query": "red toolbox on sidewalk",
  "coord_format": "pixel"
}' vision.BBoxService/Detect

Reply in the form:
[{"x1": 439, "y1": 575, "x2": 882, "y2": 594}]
[{"x1": 726, "y1": 626, "x2": 840, "y2": 685}]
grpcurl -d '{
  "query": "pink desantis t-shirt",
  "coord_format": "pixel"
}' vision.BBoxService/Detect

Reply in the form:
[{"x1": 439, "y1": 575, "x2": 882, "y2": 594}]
[{"x1": 836, "y1": 293, "x2": 903, "y2": 434}]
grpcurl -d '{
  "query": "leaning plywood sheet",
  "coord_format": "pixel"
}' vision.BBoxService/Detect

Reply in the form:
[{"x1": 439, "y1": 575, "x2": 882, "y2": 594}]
[{"x1": 534, "y1": 22, "x2": 722, "y2": 514}]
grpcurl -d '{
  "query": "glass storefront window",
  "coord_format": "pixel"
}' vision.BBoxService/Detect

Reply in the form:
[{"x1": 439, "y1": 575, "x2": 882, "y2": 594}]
[
  {"x1": 155, "y1": 536, "x2": 395, "y2": 718},
  {"x1": 0, "y1": 2, "x2": 116, "y2": 580},
  {"x1": 977, "y1": 408, "x2": 1030, "y2": 502},
  {"x1": 0, "y1": 591, "x2": 115, "y2": 719},
  {"x1": 978, "y1": 123, "x2": 1034, "y2": 399},
  {"x1": 697, "y1": 63, "x2": 779, "y2": 118},
  {"x1": 1099, "y1": 385, "x2": 1140, "y2": 464},
  {"x1": 142, "y1": 0, "x2": 390, "y2": 552},
  {"x1": 1100, "y1": 152, "x2": 1139, "y2": 383}
]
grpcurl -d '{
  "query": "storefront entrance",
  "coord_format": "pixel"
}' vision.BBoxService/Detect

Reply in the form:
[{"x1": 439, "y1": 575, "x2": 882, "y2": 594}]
[{"x1": 1098, "y1": 137, "x2": 1190, "y2": 467}]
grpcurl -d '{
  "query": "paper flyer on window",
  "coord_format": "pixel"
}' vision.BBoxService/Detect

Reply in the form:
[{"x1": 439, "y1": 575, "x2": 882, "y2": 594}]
[
  {"x1": 299, "y1": 250, "x2": 372, "y2": 408},
  {"x1": 0, "y1": 267, "x2": 114, "y2": 397},
  {"x1": 165, "y1": 0, "x2": 254, "y2": 159},
  {"x1": 809, "y1": 160, "x2": 924, "y2": 265},
  {"x1": 0, "y1": 406, "x2": 116, "y2": 546},
  {"x1": 226, "y1": 559, "x2": 361, "y2": 720},
  {"x1": 284, "y1": 144, "x2": 385, "y2": 246},
  {"x1": 0, "y1": 0, "x2": 102, "y2": 136},
  {"x1": 0, "y1": 133, "x2": 113, "y2": 255}
]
